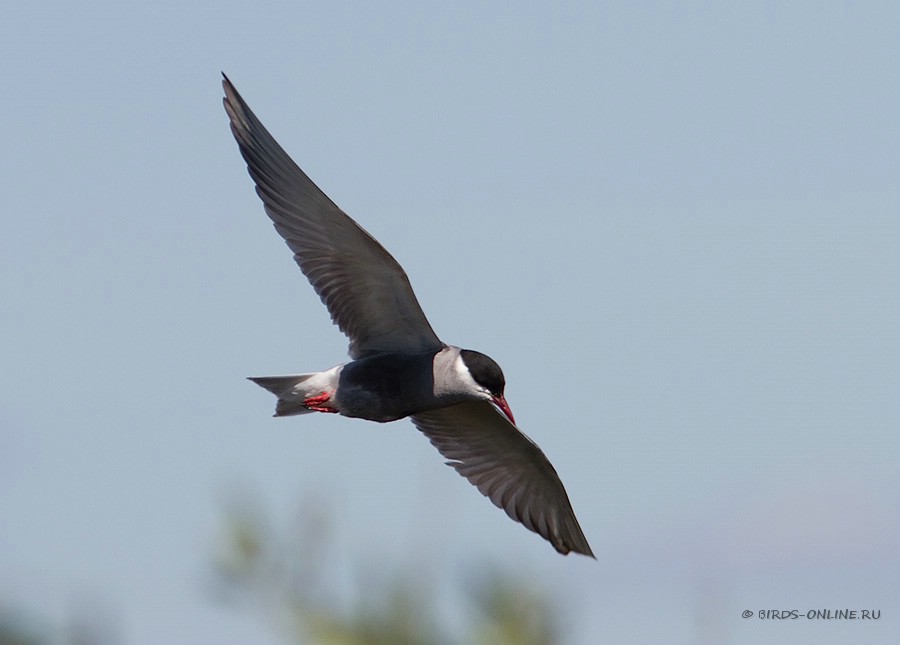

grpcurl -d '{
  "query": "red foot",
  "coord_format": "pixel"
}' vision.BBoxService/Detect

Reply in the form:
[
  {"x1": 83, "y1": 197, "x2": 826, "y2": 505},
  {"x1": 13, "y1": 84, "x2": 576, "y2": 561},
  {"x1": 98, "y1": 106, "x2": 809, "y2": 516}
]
[{"x1": 304, "y1": 391, "x2": 338, "y2": 413}]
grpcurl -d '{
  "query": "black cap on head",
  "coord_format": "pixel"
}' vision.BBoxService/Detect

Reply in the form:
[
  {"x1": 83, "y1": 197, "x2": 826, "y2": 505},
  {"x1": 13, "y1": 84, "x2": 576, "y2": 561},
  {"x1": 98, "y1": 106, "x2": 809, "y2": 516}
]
[{"x1": 459, "y1": 349, "x2": 506, "y2": 395}]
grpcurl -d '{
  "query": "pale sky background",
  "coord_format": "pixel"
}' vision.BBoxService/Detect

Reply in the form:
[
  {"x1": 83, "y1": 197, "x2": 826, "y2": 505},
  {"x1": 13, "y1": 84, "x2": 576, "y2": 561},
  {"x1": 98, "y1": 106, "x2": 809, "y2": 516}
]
[{"x1": 2, "y1": 2, "x2": 899, "y2": 644}]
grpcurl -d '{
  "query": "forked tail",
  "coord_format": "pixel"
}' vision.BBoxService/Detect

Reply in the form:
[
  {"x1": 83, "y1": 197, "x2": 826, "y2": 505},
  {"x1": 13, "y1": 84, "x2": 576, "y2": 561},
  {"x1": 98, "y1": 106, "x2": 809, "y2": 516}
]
[{"x1": 248, "y1": 374, "x2": 318, "y2": 417}]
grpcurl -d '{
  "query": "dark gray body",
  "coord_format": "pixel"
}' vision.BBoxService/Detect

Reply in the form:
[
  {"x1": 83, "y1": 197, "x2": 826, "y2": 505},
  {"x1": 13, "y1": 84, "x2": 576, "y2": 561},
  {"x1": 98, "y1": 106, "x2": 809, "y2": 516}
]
[{"x1": 336, "y1": 352, "x2": 440, "y2": 422}]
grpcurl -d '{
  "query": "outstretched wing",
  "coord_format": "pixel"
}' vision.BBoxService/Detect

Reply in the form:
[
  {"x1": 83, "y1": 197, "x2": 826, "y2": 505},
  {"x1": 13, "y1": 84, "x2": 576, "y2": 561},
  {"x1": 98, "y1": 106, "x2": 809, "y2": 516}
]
[
  {"x1": 223, "y1": 75, "x2": 442, "y2": 358},
  {"x1": 412, "y1": 402, "x2": 594, "y2": 557}
]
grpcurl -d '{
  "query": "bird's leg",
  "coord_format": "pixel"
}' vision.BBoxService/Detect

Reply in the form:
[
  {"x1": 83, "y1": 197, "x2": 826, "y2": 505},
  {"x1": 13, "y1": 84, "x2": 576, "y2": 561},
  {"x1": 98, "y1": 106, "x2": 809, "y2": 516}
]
[{"x1": 304, "y1": 391, "x2": 338, "y2": 413}]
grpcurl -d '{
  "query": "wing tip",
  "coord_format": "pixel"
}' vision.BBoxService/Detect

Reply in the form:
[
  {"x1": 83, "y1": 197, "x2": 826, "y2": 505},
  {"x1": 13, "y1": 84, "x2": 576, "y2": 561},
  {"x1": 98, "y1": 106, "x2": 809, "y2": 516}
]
[
  {"x1": 565, "y1": 542, "x2": 597, "y2": 559},
  {"x1": 553, "y1": 533, "x2": 596, "y2": 559}
]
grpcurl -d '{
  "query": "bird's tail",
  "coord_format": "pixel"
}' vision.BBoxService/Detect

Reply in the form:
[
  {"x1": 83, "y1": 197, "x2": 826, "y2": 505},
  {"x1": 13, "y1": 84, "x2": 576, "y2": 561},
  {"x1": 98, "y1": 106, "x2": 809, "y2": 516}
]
[{"x1": 248, "y1": 374, "x2": 319, "y2": 417}]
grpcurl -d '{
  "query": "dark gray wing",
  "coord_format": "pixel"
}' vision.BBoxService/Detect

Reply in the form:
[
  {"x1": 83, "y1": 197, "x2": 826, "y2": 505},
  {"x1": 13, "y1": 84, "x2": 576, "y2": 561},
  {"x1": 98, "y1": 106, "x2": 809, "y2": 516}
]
[
  {"x1": 223, "y1": 75, "x2": 442, "y2": 359},
  {"x1": 412, "y1": 402, "x2": 594, "y2": 557}
]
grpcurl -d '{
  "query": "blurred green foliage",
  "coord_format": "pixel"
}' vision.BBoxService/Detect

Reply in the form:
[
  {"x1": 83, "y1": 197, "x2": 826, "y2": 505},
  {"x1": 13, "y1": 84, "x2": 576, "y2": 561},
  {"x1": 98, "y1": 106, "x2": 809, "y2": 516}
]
[
  {"x1": 1, "y1": 490, "x2": 559, "y2": 645},
  {"x1": 210, "y1": 491, "x2": 559, "y2": 645}
]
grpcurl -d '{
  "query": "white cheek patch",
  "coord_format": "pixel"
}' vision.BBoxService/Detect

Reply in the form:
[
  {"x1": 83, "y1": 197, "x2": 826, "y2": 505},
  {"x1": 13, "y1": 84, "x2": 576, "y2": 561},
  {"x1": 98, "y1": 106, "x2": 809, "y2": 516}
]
[{"x1": 453, "y1": 355, "x2": 478, "y2": 388}]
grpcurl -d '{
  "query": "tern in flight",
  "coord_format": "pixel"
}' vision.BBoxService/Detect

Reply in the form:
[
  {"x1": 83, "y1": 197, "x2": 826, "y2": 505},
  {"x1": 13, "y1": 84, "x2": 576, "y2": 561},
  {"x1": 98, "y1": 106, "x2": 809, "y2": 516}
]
[{"x1": 223, "y1": 75, "x2": 593, "y2": 557}]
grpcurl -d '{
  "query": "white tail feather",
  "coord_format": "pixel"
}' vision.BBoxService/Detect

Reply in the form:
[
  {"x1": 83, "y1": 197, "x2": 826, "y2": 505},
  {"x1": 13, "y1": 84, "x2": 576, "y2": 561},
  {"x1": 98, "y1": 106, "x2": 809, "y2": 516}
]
[{"x1": 248, "y1": 374, "x2": 318, "y2": 416}]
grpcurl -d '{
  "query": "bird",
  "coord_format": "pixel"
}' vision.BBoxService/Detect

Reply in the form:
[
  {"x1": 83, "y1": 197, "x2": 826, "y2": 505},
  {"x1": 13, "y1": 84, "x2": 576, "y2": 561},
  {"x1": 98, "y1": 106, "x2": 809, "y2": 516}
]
[{"x1": 222, "y1": 74, "x2": 593, "y2": 557}]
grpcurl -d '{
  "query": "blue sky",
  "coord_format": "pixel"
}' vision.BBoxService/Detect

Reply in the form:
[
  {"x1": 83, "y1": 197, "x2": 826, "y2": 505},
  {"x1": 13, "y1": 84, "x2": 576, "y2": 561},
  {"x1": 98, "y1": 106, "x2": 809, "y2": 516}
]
[{"x1": 2, "y1": 2, "x2": 898, "y2": 643}]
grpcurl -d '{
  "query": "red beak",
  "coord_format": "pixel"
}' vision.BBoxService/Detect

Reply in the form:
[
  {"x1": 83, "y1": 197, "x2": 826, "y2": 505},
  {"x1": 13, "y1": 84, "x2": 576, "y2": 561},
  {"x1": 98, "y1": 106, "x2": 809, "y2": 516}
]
[{"x1": 492, "y1": 394, "x2": 516, "y2": 426}]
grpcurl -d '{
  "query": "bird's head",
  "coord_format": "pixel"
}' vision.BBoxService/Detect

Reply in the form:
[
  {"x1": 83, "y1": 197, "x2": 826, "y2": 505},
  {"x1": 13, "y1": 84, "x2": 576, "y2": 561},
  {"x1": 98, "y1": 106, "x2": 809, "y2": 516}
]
[{"x1": 459, "y1": 349, "x2": 515, "y2": 425}]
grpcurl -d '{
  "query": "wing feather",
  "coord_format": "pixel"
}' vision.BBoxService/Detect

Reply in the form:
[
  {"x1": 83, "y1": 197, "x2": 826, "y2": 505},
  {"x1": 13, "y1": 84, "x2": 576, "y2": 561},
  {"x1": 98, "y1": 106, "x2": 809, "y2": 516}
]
[
  {"x1": 223, "y1": 75, "x2": 442, "y2": 358},
  {"x1": 412, "y1": 402, "x2": 594, "y2": 557}
]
